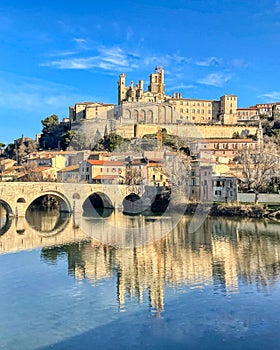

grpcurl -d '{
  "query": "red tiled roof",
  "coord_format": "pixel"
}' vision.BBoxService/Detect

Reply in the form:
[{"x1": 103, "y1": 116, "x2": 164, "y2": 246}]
[
  {"x1": 87, "y1": 160, "x2": 124, "y2": 166},
  {"x1": 93, "y1": 175, "x2": 119, "y2": 179}
]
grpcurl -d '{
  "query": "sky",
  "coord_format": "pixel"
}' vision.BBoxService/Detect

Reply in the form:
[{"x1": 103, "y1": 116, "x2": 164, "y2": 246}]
[{"x1": 0, "y1": 0, "x2": 280, "y2": 144}]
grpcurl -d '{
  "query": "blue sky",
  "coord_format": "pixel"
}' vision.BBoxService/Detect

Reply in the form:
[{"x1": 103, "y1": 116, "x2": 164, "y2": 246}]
[{"x1": 0, "y1": 0, "x2": 280, "y2": 144}]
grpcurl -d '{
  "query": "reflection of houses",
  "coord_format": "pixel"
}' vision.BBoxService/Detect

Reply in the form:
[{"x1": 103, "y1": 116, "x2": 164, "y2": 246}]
[
  {"x1": 4, "y1": 214, "x2": 280, "y2": 313},
  {"x1": 79, "y1": 159, "x2": 125, "y2": 184},
  {"x1": 212, "y1": 176, "x2": 238, "y2": 202}
]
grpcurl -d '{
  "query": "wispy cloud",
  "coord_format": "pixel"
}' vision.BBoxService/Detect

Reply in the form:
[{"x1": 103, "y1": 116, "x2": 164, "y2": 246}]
[
  {"x1": 195, "y1": 57, "x2": 222, "y2": 67},
  {"x1": 258, "y1": 91, "x2": 280, "y2": 101},
  {"x1": 41, "y1": 46, "x2": 141, "y2": 72},
  {"x1": 73, "y1": 38, "x2": 89, "y2": 49},
  {"x1": 197, "y1": 72, "x2": 232, "y2": 87}
]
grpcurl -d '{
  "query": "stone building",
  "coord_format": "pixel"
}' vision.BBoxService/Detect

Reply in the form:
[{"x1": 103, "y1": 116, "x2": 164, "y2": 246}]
[{"x1": 116, "y1": 67, "x2": 239, "y2": 125}]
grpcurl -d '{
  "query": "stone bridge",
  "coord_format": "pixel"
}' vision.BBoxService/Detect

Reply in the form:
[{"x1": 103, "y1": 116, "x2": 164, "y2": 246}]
[{"x1": 0, "y1": 182, "x2": 159, "y2": 217}]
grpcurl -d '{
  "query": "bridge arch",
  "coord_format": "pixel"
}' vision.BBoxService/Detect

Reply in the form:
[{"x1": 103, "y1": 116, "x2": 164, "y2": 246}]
[
  {"x1": 123, "y1": 193, "x2": 143, "y2": 215},
  {"x1": 0, "y1": 215, "x2": 12, "y2": 236},
  {"x1": 82, "y1": 192, "x2": 114, "y2": 216},
  {"x1": 26, "y1": 191, "x2": 71, "y2": 213},
  {"x1": 0, "y1": 199, "x2": 13, "y2": 217}
]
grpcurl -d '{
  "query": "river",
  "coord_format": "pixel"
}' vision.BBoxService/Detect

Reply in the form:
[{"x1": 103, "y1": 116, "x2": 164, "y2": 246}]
[{"x1": 1, "y1": 206, "x2": 280, "y2": 349}]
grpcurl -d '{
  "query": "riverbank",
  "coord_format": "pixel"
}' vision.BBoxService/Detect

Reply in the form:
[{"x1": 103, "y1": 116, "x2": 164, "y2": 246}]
[{"x1": 181, "y1": 202, "x2": 280, "y2": 219}]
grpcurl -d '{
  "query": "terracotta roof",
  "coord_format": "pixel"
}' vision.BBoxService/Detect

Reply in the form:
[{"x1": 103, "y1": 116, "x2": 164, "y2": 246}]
[
  {"x1": 93, "y1": 175, "x2": 119, "y2": 179},
  {"x1": 87, "y1": 160, "x2": 124, "y2": 166}
]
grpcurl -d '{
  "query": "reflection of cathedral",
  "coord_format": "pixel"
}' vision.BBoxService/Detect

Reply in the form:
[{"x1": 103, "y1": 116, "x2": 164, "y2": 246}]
[
  {"x1": 2, "y1": 214, "x2": 280, "y2": 314},
  {"x1": 50, "y1": 216, "x2": 280, "y2": 314}
]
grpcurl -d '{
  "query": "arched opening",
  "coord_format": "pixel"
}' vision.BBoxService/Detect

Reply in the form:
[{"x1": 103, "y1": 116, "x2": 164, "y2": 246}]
[
  {"x1": 16, "y1": 197, "x2": 26, "y2": 203},
  {"x1": 0, "y1": 200, "x2": 13, "y2": 235},
  {"x1": 151, "y1": 190, "x2": 171, "y2": 213},
  {"x1": 147, "y1": 110, "x2": 153, "y2": 123},
  {"x1": 72, "y1": 193, "x2": 80, "y2": 200},
  {"x1": 25, "y1": 193, "x2": 71, "y2": 235},
  {"x1": 123, "y1": 193, "x2": 143, "y2": 215},
  {"x1": 16, "y1": 229, "x2": 25, "y2": 235},
  {"x1": 27, "y1": 193, "x2": 71, "y2": 213},
  {"x1": 0, "y1": 200, "x2": 12, "y2": 217},
  {"x1": 83, "y1": 192, "x2": 114, "y2": 217}
]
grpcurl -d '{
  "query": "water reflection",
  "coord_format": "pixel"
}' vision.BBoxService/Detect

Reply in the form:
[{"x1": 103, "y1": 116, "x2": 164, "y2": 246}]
[
  {"x1": 1, "y1": 210, "x2": 280, "y2": 314},
  {"x1": 0, "y1": 204, "x2": 12, "y2": 235},
  {"x1": 26, "y1": 208, "x2": 70, "y2": 235}
]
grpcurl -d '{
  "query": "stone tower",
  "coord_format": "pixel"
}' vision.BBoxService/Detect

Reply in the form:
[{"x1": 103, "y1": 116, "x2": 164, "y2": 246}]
[
  {"x1": 148, "y1": 66, "x2": 165, "y2": 100},
  {"x1": 118, "y1": 73, "x2": 126, "y2": 104}
]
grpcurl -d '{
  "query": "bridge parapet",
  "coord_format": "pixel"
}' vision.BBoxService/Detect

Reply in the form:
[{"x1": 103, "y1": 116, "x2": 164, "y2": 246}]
[{"x1": 0, "y1": 182, "x2": 160, "y2": 217}]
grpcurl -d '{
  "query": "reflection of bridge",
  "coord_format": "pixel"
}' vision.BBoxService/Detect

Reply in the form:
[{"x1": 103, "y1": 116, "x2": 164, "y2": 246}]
[{"x1": 0, "y1": 182, "x2": 158, "y2": 217}]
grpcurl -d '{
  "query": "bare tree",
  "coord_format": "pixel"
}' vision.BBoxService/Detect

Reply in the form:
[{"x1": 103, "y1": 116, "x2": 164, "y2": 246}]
[
  {"x1": 21, "y1": 162, "x2": 44, "y2": 182},
  {"x1": 124, "y1": 163, "x2": 145, "y2": 196},
  {"x1": 163, "y1": 151, "x2": 191, "y2": 202},
  {"x1": 237, "y1": 141, "x2": 280, "y2": 203}
]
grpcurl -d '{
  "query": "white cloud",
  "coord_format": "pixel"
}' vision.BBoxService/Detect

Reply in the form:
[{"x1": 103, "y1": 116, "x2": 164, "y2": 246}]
[
  {"x1": 41, "y1": 46, "x2": 140, "y2": 72},
  {"x1": 258, "y1": 91, "x2": 280, "y2": 101},
  {"x1": 197, "y1": 72, "x2": 232, "y2": 87},
  {"x1": 196, "y1": 57, "x2": 222, "y2": 67},
  {"x1": 73, "y1": 38, "x2": 89, "y2": 50}
]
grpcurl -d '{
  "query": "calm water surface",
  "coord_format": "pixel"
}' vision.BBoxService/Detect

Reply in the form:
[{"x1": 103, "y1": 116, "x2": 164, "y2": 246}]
[{"x1": 1, "y1": 207, "x2": 280, "y2": 350}]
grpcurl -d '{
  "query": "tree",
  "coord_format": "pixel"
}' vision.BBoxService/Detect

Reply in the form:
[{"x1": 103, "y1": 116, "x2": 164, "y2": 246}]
[
  {"x1": 236, "y1": 141, "x2": 280, "y2": 203},
  {"x1": 93, "y1": 133, "x2": 130, "y2": 152},
  {"x1": 39, "y1": 114, "x2": 71, "y2": 150},
  {"x1": 4, "y1": 137, "x2": 37, "y2": 164},
  {"x1": 162, "y1": 150, "x2": 191, "y2": 201}
]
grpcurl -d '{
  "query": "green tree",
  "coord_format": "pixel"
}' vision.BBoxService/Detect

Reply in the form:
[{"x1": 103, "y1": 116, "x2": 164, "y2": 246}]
[
  {"x1": 93, "y1": 133, "x2": 129, "y2": 152},
  {"x1": 39, "y1": 114, "x2": 70, "y2": 150},
  {"x1": 4, "y1": 137, "x2": 37, "y2": 164}
]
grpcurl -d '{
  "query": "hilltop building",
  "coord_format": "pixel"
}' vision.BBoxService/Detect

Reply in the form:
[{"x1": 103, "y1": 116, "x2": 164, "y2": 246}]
[{"x1": 68, "y1": 66, "x2": 280, "y2": 141}]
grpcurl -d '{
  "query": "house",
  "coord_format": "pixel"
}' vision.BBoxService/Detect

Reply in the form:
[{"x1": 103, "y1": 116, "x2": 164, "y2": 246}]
[
  {"x1": 57, "y1": 165, "x2": 80, "y2": 183},
  {"x1": 79, "y1": 159, "x2": 125, "y2": 184},
  {"x1": 212, "y1": 176, "x2": 238, "y2": 202}
]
